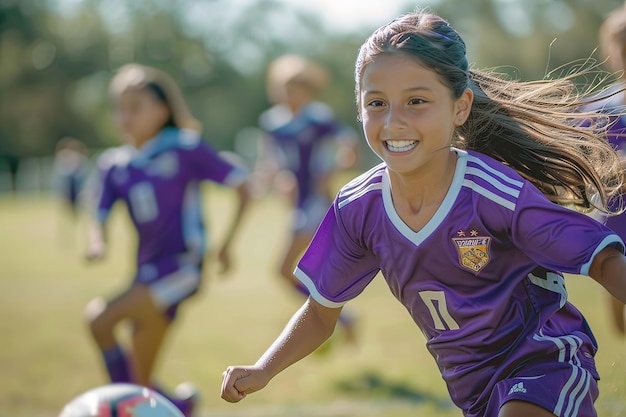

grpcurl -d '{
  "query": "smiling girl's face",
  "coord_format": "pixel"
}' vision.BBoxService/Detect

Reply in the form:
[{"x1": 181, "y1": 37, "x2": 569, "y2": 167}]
[{"x1": 359, "y1": 53, "x2": 472, "y2": 178}]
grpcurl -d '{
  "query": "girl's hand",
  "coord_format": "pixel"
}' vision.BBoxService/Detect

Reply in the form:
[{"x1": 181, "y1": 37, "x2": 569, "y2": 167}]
[
  {"x1": 221, "y1": 365, "x2": 270, "y2": 403},
  {"x1": 85, "y1": 241, "x2": 105, "y2": 261}
]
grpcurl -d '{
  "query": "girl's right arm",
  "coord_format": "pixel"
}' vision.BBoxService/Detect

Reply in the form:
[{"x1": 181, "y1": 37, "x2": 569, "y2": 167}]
[
  {"x1": 84, "y1": 160, "x2": 118, "y2": 261},
  {"x1": 221, "y1": 297, "x2": 342, "y2": 402},
  {"x1": 85, "y1": 220, "x2": 106, "y2": 261}
]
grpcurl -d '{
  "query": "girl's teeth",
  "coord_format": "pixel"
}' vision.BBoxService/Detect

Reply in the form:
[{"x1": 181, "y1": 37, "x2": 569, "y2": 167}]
[{"x1": 386, "y1": 140, "x2": 417, "y2": 152}]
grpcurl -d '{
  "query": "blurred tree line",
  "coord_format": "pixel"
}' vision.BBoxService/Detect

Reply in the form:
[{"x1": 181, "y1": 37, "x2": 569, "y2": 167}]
[{"x1": 0, "y1": 0, "x2": 623, "y2": 168}]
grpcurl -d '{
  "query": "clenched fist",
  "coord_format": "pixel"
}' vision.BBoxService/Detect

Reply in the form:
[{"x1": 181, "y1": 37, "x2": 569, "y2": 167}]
[{"x1": 221, "y1": 365, "x2": 271, "y2": 403}]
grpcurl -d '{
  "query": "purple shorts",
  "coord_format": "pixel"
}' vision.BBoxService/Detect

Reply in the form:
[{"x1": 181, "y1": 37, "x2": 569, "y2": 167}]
[
  {"x1": 481, "y1": 353, "x2": 599, "y2": 417},
  {"x1": 134, "y1": 255, "x2": 203, "y2": 322}
]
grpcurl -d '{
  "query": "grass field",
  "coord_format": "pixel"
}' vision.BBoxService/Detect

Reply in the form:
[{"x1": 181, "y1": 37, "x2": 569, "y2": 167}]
[{"x1": 1, "y1": 186, "x2": 625, "y2": 417}]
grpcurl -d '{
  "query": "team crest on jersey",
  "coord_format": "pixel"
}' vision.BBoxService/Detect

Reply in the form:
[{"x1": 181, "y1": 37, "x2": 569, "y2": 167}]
[{"x1": 452, "y1": 230, "x2": 491, "y2": 273}]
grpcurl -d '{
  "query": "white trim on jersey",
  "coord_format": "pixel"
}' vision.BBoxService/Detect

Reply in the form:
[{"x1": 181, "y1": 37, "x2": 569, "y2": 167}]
[
  {"x1": 462, "y1": 179, "x2": 516, "y2": 211},
  {"x1": 461, "y1": 154, "x2": 524, "y2": 211},
  {"x1": 337, "y1": 165, "x2": 385, "y2": 209},
  {"x1": 182, "y1": 182, "x2": 206, "y2": 260},
  {"x1": 222, "y1": 167, "x2": 248, "y2": 188},
  {"x1": 579, "y1": 234, "x2": 624, "y2": 275},
  {"x1": 293, "y1": 266, "x2": 346, "y2": 308},
  {"x1": 465, "y1": 154, "x2": 524, "y2": 188},
  {"x1": 464, "y1": 167, "x2": 521, "y2": 198},
  {"x1": 341, "y1": 167, "x2": 384, "y2": 194},
  {"x1": 340, "y1": 170, "x2": 384, "y2": 199},
  {"x1": 381, "y1": 152, "x2": 468, "y2": 246},
  {"x1": 338, "y1": 182, "x2": 383, "y2": 209}
]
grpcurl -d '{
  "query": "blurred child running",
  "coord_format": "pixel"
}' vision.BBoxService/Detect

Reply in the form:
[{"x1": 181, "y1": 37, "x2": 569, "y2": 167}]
[
  {"x1": 85, "y1": 63, "x2": 250, "y2": 416},
  {"x1": 254, "y1": 55, "x2": 359, "y2": 344},
  {"x1": 52, "y1": 137, "x2": 91, "y2": 243}
]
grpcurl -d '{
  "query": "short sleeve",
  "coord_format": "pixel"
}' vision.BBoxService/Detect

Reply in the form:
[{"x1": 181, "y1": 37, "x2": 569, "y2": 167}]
[
  {"x1": 294, "y1": 200, "x2": 380, "y2": 308},
  {"x1": 185, "y1": 139, "x2": 248, "y2": 187},
  {"x1": 95, "y1": 167, "x2": 118, "y2": 223},
  {"x1": 511, "y1": 183, "x2": 625, "y2": 276}
]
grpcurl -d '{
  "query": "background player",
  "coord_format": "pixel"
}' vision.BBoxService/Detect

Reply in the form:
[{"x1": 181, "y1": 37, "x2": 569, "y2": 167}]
[
  {"x1": 254, "y1": 54, "x2": 359, "y2": 344},
  {"x1": 222, "y1": 10, "x2": 626, "y2": 417},
  {"x1": 577, "y1": 3, "x2": 626, "y2": 336},
  {"x1": 52, "y1": 136, "x2": 91, "y2": 242},
  {"x1": 85, "y1": 63, "x2": 250, "y2": 416}
]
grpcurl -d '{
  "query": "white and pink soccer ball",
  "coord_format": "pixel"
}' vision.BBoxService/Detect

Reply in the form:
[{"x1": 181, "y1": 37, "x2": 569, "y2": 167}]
[{"x1": 58, "y1": 383, "x2": 183, "y2": 417}]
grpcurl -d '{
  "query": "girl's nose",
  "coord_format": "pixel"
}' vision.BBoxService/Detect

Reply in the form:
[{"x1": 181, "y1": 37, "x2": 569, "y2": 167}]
[{"x1": 384, "y1": 105, "x2": 408, "y2": 131}]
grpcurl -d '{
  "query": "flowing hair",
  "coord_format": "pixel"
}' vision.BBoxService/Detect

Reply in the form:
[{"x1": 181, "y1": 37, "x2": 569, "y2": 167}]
[{"x1": 355, "y1": 10, "x2": 623, "y2": 213}]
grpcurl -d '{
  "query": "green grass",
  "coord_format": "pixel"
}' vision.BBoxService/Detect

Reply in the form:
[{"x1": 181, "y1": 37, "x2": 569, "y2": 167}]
[{"x1": 1, "y1": 188, "x2": 625, "y2": 417}]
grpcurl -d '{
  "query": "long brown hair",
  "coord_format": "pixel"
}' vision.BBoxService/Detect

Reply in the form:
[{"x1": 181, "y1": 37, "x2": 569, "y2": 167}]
[{"x1": 355, "y1": 10, "x2": 623, "y2": 213}]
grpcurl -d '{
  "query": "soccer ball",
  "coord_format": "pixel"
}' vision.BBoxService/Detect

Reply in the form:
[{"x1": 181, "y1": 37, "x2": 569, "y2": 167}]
[{"x1": 58, "y1": 383, "x2": 184, "y2": 417}]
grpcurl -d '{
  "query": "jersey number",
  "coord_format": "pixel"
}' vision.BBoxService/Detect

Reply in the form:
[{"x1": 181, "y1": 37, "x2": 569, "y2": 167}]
[
  {"x1": 419, "y1": 290, "x2": 460, "y2": 331},
  {"x1": 129, "y1": 182, "x2": 158, "y2": 223}
]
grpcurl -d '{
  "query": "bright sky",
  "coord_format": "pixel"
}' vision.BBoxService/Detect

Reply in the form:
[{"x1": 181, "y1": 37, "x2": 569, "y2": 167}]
[
  {"x1": 52, "y1": 0, "x2": 435, "y2": 34},
  {"x1": 275, "y1": 0, "x2": 425, "y2": 33}
]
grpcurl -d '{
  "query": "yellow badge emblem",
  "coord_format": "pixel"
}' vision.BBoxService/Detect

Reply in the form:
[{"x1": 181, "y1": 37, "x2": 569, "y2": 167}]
[{"x1": 452, "y1": 231, "x2": 491, "y2": 273}]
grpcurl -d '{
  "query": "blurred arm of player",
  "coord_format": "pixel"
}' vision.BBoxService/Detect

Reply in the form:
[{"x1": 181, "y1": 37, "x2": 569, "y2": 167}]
[
  {"x1": 333, "y1": 125, "x2": 359, "y2": 171},
  {"x1": 221, "y1": 297, "x2": 341, "y2": 402},
  {"x1": 83, "y1": 163, "x2": 108, "y2": 262},
  {"x1": 85, "y1": 220, "x2": 106, "y2": 261},
  {"x1": 589, "y1": 246, "x2": 626, "y2": 305},
  {"x1": 249, "y1": 133, "x2": 296, "y2": 200},
  {"x1": 216, "y1": 181, "x2": 251, "y2": 275}
]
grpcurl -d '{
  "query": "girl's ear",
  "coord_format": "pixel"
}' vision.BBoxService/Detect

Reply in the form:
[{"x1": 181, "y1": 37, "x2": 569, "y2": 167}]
[{"x1": 454, "y1": 88, "x2": 474, "y2": 126}]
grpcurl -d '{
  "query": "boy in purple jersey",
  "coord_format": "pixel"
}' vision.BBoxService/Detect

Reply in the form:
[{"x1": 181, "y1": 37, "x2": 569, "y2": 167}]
[
  {"x1": 85, "y1": 64, "x2": 250, "y2": 416},
  {"x1": 222, "y1": 10, "x2": 626, "y2": 417},
  {"x1": 256, "y1": 54, "x2": 359, "y2": 343}
]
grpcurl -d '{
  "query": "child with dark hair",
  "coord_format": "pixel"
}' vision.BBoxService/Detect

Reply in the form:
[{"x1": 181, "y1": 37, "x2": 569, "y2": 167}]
[
  {"x1": 222, "y1": 10, "x2": 626, "y2": 417},
  {"x1": 86, "y1": 64, "x2": 250, "y2": 416}
]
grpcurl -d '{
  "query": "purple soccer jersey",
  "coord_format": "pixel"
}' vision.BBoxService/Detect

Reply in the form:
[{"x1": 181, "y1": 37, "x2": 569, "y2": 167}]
[
  {"x1": 96, "y1": 128, "x2": 247, "y2": 269},
  {"x1": 295, "y1": 149, "x2": 624, "y2": 415},
  {"x1": 259, "y1": 101, "x2": 344, "y2": 213}
]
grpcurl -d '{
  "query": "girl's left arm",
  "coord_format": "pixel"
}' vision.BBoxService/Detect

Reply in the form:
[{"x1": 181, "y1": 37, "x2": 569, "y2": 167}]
[
  {"x1": 589, "y1": 246, "x2": 626, "y2": 304},
  {"x1": 217, "y1": 182, "x2": 251, "y2": 273}
]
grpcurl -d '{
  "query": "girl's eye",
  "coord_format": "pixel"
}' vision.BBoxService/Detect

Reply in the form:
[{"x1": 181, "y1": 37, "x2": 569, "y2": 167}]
[
  {"x1": 366, "y1": 99, "x2": 385, "y2": 108},
  {"x1": 409, "y1": 98, "x2": 426, "y2": 105}
]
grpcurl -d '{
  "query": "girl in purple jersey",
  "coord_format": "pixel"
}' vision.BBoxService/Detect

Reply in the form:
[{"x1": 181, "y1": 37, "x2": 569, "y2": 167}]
[
  {"x1": 221, "y1": 10, "x2": 626, "y2": 417},
  {"x1": 85, "y1": 64, "x2": 250, "y2": 416}
]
